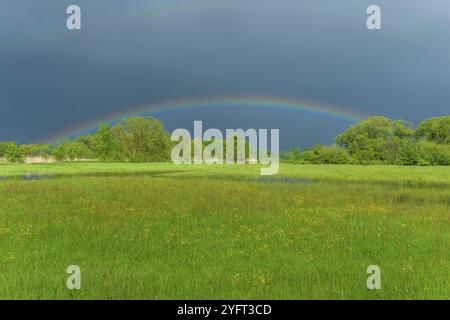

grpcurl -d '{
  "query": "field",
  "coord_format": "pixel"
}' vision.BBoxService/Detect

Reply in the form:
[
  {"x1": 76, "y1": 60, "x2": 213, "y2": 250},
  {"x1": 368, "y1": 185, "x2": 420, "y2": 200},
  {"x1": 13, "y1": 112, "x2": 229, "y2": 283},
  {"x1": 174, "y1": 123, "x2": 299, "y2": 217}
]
[{"x1": 0, "y1": 162, "x2": 449, "y2": 299}]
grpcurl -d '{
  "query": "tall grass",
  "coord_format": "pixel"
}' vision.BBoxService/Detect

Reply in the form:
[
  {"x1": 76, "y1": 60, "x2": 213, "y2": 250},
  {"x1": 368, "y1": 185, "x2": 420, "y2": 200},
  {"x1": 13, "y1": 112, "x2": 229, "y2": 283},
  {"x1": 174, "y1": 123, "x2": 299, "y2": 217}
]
[{"x1": 0, "y1": 164, "x2": 448, "y2": 299}]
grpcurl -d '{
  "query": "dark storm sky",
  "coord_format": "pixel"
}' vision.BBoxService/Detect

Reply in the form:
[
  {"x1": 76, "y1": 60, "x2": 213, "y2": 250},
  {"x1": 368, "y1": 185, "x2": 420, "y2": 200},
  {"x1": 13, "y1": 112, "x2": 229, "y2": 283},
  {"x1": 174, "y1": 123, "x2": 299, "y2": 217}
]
[{"x1": 1, "y1": 0, "x2": 449, "y2": 149}]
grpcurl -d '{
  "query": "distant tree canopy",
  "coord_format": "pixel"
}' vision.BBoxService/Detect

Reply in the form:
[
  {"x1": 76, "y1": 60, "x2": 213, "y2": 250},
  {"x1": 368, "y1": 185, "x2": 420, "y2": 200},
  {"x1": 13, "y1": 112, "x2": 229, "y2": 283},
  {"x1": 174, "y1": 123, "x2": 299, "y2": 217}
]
[
  {"x1": 1, "y1": 115, "x2": 449, "y2": 165},
  {"x1": 0, "y1": 142, "x2": 25, "y2": 163},
  {"x1": 53, "y1": 141, "x2": 93, "y2": 161},
  {"x1": 334, "y1": 116, "x2": 415, "y2": 164},
  {"x1": 0, "y1": 116, "x2": 172, "y2": 163},
  {"x1": 75, "y1": 116, "x2": 173, "y2": 162},
  {"x1": 109, "y1": 117, "x2": 172, "y2": 162},
  {"x1": 415, "y1": 116, "x2": 450, "y2": 144},
  {"x1": 281, "y1": 115, "x2": 450, "y2": 165}
]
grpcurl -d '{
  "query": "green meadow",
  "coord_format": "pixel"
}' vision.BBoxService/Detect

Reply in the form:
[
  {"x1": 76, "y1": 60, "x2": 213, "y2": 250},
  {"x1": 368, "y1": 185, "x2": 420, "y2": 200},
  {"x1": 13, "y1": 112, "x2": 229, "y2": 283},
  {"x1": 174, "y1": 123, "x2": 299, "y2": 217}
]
[{"x1": 0, "y1": 163, "x2": 449, "y2": 299}]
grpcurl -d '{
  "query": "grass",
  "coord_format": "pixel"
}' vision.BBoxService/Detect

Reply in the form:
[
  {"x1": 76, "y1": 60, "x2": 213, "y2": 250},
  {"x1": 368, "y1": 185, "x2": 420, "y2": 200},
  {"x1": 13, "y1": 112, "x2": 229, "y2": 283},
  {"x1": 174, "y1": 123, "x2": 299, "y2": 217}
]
[{"x1": 0, "y1": 162, "x2": 449, "y2": 299}]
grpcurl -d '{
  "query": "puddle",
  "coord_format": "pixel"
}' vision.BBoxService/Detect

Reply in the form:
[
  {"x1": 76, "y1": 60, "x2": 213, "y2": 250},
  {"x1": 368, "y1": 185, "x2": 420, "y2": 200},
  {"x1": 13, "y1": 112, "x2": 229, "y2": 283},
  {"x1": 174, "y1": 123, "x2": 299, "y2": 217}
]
[
  {"x1": 251, "y1": 176, "x2": 314, "y2": 184},
  {"x1": 0, "y1": 170, "x2": 189, "y2": 181},
  {"x1": 0, "y1": 172, "x2": 447, "y2": 190},
  {"x1": 22, "y1": 173, "x2": 54, "y2": 181}
]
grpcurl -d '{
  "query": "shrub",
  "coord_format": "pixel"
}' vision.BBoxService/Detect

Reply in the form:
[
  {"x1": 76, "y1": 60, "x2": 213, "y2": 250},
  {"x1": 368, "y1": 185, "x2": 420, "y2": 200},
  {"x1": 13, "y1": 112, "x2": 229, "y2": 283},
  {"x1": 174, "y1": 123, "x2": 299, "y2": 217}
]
[
  {"x1": 336, "y1": 116, "x2": 414, "y2": 163},
  {"x1": 281, "y1": 148, "x2": 303, "y2": 163},
  {"x1": 4, "y1": 142, "x2": 25, "y2": 163},
  {"x1": 52, "y1": 141, "x2": 93, "y2": 161},
  {"x1": 415, "y1": 116, "x2": 450, "y2": 144},
  {"x1": 398, "y1": 140, "x2": 421, "y2": 165},
  {"x1": 417, "y1": 141, "x2": 450, "y2": 166},
  {"x1": 303, "y1": 144, "x2": 351, "y2": 164}
]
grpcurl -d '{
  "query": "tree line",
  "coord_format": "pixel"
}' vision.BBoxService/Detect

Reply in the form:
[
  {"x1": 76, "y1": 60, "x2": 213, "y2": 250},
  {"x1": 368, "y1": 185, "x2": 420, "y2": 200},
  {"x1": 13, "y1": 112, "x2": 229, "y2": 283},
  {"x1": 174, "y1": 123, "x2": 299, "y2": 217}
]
[
  {"x1": 0, "y1": 115, "x2": 449, "y2": 165},
  {"x1": 281, "y1": 115, "x2": 450, "y2": 165},
  {"x1": 0, "y1": 117, "x2": 172, "y2": 163}
]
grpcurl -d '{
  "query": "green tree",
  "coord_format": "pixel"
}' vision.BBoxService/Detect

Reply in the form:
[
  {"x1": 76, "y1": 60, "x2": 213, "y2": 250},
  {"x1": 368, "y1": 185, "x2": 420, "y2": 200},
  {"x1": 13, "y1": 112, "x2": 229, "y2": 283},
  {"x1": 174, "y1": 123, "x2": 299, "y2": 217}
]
[
  {"x1": 415, "y1": 116, "x2": 450, "y2": 144},
  {"x1": 75, "y1": 135, "x2": 97, "y2": 155},
  {"x1": 0, "y1": 142, "x2": 15, "y2": 158},
  {"x1": 281, "y1": 148, "x2": 303, "y2": 163},
  {"x1": 2, "y1": 142, "x2": 25, "y2": 163},
  {"x1": 65, "y1": 141, "x2": 92, "y2": 161},
  {"x1": 110, "y1": 124, "x2": 128, "y2": 161},
  {"x1": 52, "y1": 141, "x2": 93, "y2": 161},
  {"x1": 20, "y1": 144, "x2": 52, "y2": 158},
  {"x1": 95, "y1": 117, "x2": 172, "y2": 162},
  {"x1": 398, "y1": 140, "x2": 421, "y2": 165},
  {"x1": 416, "y1": 141, "x2": 450, "y2": 165},
  {"x1": 94, "y1": 124, "x2": 114, "y2": 161},
  {"x1": 335, "y1": 116, "x2": 414, "y2": 164},
  {"x1": 52, "y1": 143, "x2": 68, "y2": 161},
  {"x1": 303, "y1": 144, "x2": 351, "y2": 164},
  {"x1": 119, "y1": 117, "x2": 171, "y2": 162}
]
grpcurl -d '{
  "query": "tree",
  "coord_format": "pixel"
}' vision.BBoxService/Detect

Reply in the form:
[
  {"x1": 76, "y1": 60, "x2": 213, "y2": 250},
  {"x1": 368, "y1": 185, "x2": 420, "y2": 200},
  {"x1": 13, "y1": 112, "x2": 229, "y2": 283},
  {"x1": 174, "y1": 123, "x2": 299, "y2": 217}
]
[
  {"x1": 335, "y1": 116, "x2": 414, "y2": 164},
  {"x1": 52, "y1": 141, "x2": 92, "y2": 161},
  {"x1": 115, "y1": 117, "x2": 171, "y2": 162},
  {"x1": 110, "y1": 124, "x2": 129, "y2": 161},
  {"x1": 0, "y1": 142, "x2": 14, "y2": 158},
  {"x1": 2, "y1": 114, "x2": 448, "y2": 166},
  {"x1": 2, "y1": 142, "x2": 25, "y2": 163},
  {"x1": 415, "y1": 116, "x2": 450, "y2": 144},
  {"x1": 398, "y1": 140, "x2": 421, "y2": 165},
  {"x1": 281, "y1": 148, "x2": 303, "y2": 163},
  {"x1": 416, "y1": 141, "x2": 450, "y2": 165},
  {"x1": 65, "y1": 142, "x2": 92, "y2": 161},
  {"x1": 75, "y1": 135, "x2": 97, "y2": 155},
  {"x1": 49, "y1": 117, "x2": 173, "y2": 163},
  {"x1": 94, "y1": 124, "x2": 113, "y2": 161},
  {"x1": 303, "y1": 144, "x2": 351, "y2": 164},
  {"x1": 52, "y1": 143, "x2": 67, "y2": 161},
  {"x1": 20, "y1": 144, "x2": 52, "y2": 159}
]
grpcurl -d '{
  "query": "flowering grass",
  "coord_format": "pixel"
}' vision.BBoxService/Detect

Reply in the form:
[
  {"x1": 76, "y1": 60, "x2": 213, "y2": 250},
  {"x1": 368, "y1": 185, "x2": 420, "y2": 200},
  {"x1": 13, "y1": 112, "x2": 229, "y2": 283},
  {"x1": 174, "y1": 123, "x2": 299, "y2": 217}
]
[{"x1": 0, "y1": 163, "x2": 449, "y2": 299}]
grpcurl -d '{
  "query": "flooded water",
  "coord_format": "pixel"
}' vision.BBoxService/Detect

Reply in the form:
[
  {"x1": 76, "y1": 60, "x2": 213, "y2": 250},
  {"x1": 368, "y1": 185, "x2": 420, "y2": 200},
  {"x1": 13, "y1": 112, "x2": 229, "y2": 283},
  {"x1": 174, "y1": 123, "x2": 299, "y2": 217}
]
[
  {"x1": 21, "y1": 173, "x2": 54, "y2": 181},
  {"x1": 251, "y1": 176, "x2": 314, "y2": 184},
  {"x1": 0, "y1": 172, "x2": 447, "y2": 191},
  {"x1": 0, "y1": 170, "x2": 186, "y2": 181}
]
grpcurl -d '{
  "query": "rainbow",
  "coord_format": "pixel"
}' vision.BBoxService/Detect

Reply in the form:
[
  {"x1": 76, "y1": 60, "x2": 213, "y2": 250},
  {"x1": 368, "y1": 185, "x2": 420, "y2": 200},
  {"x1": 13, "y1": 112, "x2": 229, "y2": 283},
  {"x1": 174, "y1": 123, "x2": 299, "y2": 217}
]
[{"x1": 45, "y1": 96, "x2": 366, "y2": 143}]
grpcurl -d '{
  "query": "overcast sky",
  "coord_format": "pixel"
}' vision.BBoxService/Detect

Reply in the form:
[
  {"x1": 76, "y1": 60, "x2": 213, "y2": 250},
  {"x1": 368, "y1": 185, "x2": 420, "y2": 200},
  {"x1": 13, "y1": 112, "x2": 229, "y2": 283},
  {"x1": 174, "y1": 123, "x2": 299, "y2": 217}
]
[{"x1": 1, "y1": 0, "x2": 449, "y2": 149}]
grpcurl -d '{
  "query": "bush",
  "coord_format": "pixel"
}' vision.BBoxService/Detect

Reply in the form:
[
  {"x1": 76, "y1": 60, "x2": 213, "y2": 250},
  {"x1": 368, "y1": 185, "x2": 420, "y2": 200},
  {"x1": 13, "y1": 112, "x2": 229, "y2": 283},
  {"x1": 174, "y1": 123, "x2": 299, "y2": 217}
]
[
  {"x1": 335, "y1": 116, "x2": 414, "y2": 163},
  {"x1": 3, "y1": 142, "x2": 25, "y2": 163},
  {"x1": 52, "y1": 144, "x2": 67, "y2": 161},
  {"x1": 0, "y1": 142, "x2": 12, "y2": 157},
  {"x1": 417, "y1": 141, "x2": 450, "y2": 166},
  {"x1": 399, "y1": 141, "x2": 450, "y2": 166},
  {"x1": 52, "y1": 141, "x2": 93, "y2": 161},
  {"x1": 20, "y1": 144, "x2": 53, "y2": 159},
  {"x1": 303, "y1": 144, "x2": 352, "y2": 164},
  {"x1": 415, "y1": 116, "x2": 450, "y2": 144},
  {"x1": 398, "y1": 140, "x2": 421, "y2": 165},
  {"x1": 66, "y1": 142, "x2": 93, "y2": 161},
  {"x1": 281, "y1": 148, "x2": 303, "y2": 163},
  {"x1": 102, "y1": 117, "x2": 172, "y2": 162}
]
